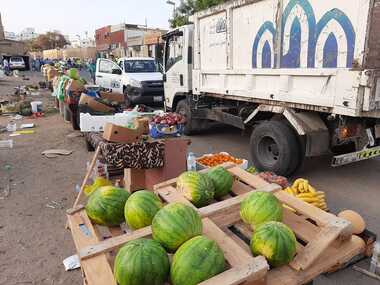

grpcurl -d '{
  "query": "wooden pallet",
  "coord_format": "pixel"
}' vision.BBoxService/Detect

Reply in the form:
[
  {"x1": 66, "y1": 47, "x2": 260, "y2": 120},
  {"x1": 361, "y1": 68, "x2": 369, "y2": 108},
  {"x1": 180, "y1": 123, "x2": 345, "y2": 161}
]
[
  {"x1": 66, "y1": 164, "x2": 278, "y2": 284},
  {"x1": 67, "y1": 208, "x2": 269, "y2": 285},
  {"x1": 67, "y1": 165, "x2": 366, "y2": 285}
]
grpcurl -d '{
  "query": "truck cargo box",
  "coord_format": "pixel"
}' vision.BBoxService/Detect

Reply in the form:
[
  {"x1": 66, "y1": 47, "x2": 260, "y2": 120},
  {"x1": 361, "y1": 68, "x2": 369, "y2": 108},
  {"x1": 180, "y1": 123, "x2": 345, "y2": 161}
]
[{"x1": 191, "y1": 0, "x2": 380, "y2": 117}]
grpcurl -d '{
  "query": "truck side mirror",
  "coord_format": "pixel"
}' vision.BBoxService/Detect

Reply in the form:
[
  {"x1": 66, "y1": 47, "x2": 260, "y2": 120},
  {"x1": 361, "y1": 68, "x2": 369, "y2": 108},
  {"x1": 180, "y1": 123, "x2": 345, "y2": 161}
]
[{"x1": 163, "y1": 74, "x2": 167, "y2": 82}]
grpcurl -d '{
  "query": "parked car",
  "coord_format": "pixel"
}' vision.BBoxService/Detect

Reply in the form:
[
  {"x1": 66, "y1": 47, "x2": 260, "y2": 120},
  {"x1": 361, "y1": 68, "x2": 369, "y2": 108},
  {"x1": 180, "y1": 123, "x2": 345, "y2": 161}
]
[
  {"x1": 95, "y1": 57, "x2": 164, "y2": 106},
  {"x1": 9, "y1": 56, "x2": 26, "y2": 70}
]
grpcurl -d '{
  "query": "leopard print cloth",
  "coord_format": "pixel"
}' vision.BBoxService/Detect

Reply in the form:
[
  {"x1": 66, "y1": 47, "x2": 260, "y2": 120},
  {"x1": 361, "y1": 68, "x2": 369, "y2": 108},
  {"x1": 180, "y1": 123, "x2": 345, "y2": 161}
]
[{"x1": 86, "y1": 132, "x2": 165, "y2": 169}]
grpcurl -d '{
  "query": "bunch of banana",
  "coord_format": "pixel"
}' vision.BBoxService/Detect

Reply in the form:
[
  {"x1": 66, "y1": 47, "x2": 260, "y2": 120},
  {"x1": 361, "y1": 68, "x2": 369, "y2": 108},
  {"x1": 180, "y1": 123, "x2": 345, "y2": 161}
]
[{"x1": 283, "y1": 178, "x2": 329, "y2": 211}]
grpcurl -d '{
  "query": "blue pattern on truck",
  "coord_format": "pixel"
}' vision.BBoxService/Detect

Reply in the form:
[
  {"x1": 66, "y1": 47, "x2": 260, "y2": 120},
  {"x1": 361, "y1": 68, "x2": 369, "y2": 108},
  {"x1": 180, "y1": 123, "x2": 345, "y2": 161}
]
[{"x1": 252, "y1": 0, "x2": 356, "y2": 69}]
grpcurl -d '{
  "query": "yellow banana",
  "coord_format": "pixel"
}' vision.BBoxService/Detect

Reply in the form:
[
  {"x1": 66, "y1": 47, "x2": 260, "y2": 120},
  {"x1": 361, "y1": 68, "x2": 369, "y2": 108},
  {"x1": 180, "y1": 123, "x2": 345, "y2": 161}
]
[
  {"x1": 296, "y1": 192, "x2": 317, "y2": 199},
  {"x1": 299, "y1": 197, "x2": 321, "y2": 203},
  {"x1": 308, "y1": 185, "x2": 317, "y2": 193}
]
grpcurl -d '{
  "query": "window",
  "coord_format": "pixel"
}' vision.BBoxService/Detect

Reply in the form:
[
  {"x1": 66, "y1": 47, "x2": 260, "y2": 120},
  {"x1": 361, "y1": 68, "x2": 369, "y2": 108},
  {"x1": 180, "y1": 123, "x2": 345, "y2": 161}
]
[
  {"x1": 165, "y1": 34, "x2": 184, "y2": 71},
  {"x1": 124, "y1": 60, "x2": 161, "y2": 73},
  {"x1": 99, "y1": 59, "x2": 114, "y2": 73}
]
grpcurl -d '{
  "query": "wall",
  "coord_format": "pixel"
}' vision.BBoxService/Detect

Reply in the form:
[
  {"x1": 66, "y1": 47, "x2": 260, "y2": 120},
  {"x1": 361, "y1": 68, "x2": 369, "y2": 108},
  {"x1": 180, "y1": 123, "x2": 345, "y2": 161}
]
[
  {"x1": 95, "y1": 26, "x2": 111, "y2": 51},
  {"x1": 63, "y1": 47, "x2": 96, "y2": 60},
  {"x1": 42, "y1": 49, "x2": 63, "y2": 59}
]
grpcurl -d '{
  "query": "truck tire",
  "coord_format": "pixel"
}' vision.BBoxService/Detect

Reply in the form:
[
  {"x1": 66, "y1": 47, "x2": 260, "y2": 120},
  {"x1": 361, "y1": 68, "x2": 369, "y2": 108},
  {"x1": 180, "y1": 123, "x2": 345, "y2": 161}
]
[
  {"x1": 123, "y1": 87, "x2": 132, "y2": 108},
  {"x1": 176, "y1": 99, "x2": 199, "y2": 135},
  {"x1": 250, "y1": 121, "x2": 302, "y2": 176}
]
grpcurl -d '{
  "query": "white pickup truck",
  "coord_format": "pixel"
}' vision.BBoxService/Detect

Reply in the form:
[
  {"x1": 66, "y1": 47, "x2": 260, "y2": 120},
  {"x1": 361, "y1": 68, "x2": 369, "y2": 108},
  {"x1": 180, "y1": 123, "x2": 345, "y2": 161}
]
[
  {"x1": 163, "y1": 0, "x2": 380, "y2": 175},
  {"x1": 95, "y1": 57, "x2": 164, "y2": 106}
]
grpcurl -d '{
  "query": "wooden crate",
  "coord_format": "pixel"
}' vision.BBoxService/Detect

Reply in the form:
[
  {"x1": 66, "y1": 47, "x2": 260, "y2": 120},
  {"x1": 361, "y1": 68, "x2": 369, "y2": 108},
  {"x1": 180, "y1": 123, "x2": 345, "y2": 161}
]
[
  {"x1": 66, "y1": 165, "x2": 277, "y2": 285},
  {"x1": 155, "y1": 188, "x2": 366, "y2": 284},
  {"x1": 67, "y1": 208, "x2": 269, "y2": 285}
]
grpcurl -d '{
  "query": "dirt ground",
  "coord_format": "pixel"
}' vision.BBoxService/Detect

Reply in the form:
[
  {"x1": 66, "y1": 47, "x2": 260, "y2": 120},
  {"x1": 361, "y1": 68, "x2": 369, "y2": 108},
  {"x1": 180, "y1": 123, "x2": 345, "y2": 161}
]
[{"x1": 0, "y1": 72, "x2": 378, "y2": 285}]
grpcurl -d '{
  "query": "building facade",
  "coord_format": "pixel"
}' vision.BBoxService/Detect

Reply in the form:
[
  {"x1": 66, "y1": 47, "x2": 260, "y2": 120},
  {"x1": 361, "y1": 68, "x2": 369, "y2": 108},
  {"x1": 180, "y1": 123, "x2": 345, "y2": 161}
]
[
  {"x1": 95, "y1": 23, "x2": 166, "y2": 60},
  {"x1": 0, "y1": 13, "x2": 27, "y2": 57}
]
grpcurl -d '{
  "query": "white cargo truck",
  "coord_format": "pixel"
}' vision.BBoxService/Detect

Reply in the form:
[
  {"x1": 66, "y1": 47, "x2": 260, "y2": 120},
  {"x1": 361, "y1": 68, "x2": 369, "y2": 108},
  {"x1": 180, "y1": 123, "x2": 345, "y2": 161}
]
[{"x1": 163, "y1": 0, "x2": 380, "y2": 175}]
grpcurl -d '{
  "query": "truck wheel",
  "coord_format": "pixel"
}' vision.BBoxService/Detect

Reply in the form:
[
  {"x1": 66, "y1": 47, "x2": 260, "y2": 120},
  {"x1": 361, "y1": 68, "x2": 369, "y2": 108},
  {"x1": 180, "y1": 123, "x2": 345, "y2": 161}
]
[
  {"x1": 250, "y1": 121, "x2": 302, "y2": 177},
  {"x1": 176, "y1": 99, "x2": 199, "y2": 135},
  {"x1": 123, "y1": 88, "x2": 132, "y2": 108}
]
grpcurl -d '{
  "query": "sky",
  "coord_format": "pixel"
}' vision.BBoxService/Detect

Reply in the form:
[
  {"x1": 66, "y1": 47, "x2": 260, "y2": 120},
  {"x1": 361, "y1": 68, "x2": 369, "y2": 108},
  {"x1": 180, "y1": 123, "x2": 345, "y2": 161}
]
[{"x1": 1, "y1": 0, "x2": 177, "y2": 37}]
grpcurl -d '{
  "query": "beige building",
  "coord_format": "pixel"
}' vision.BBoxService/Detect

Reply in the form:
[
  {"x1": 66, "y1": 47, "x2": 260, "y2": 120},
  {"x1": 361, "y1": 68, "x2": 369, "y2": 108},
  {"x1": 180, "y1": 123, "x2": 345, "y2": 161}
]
[{"x1": 0, "y1": 12, "x2": 28, "y2": 57}]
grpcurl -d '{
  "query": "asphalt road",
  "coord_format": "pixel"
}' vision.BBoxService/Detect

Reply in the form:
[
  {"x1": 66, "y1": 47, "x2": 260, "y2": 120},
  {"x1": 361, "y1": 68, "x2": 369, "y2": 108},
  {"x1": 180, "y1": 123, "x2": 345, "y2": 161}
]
[{"x1": 188, "y1": 126, "x2": 380, "y2": 285}]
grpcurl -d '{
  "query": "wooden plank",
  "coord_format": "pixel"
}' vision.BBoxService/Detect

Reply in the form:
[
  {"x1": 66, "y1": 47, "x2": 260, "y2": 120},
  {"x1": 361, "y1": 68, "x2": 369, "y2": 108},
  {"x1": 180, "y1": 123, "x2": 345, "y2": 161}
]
[
  {"x1": 79, "y1": 226, "x2": 152, "y2": 260},
  {"x1": 231, "y1": 180, "x2": 254, "y2": 195},
  {"x1": 155, "y1": 186, "x2": 196, "y2": 208},
  {"x1": 67, "y1": 211, "x2": 116, "y2": 285},
  {"x1": 223, "y1": 227, "x2": 251, "y2": 254},
  {"x1": 227, "y1": 167, "x2": 271, "y2": 189},
  {"x1": 289, "y1": 220, "x2": 351, "y2": 271},
  {"x1": 266, "y1": 235, "x2": 365, "y2": 285},
  {"x1": 202, "y1": 218, "x2": 254, "y2": 267},
  {"x1": 275, "y1": 191, "x2": 348, "y2": 227},
  {"x1": 282, "y1": 209, "x2": 320, "y2": 242},
  {"x1": 67, "y1": 204, "x2": 85, "y2": 215},
  {"x1": 199, "y1": 258, "x2": 268, "y2": 285},
  {"x1": 73, "y1": 146, "x2": 101, "y2": 208}
]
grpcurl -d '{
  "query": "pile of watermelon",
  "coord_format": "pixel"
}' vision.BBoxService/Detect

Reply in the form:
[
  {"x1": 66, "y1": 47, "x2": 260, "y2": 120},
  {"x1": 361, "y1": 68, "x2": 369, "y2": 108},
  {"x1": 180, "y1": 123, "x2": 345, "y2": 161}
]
[
  {"x1": 240, "y1": 191, "x2": 297, "y2": 267},
  {"x1": 84, "y1": 184, "x2": 227, "y2": 285},
  {"x1": 176, "y1": 166, "x2": 234, "y2": 207},
  {"x1": 115, "y1": 202, "x2": 226, "y2": 285}
]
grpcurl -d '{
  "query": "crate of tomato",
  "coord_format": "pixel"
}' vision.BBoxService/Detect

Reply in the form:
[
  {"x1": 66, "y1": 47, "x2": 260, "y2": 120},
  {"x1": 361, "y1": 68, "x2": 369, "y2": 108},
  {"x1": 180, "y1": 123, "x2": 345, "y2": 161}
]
[
  {"x1": 150, "y1": 112, "x2": 186, "y2": 139},
  {"x1": 196, "y1": 152, "x2": 248, "y2": 170}
]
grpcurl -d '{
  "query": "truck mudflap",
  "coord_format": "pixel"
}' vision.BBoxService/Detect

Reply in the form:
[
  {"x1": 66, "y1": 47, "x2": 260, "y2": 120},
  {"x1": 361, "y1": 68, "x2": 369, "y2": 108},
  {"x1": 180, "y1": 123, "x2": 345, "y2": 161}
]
[{"x1": 332, "y1": 146, "x2": 380, "y2": 167}]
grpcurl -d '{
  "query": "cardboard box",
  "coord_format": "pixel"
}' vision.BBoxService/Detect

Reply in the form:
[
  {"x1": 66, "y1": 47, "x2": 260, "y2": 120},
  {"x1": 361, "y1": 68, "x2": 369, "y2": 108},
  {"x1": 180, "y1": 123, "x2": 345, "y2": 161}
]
[
  {"x1": 99, "y1": 91, "x2": 125, "y2": 103},
  {"x1": 66, "y1": 79, "x2": 85, "y2": 93},
  {"x1": 124, "y1": 168, "x2": 146, "y2": 193},
  {"x1": 79, "y1": 94, "x2": 114, "y2": 113},
  {"x1": 47, "y1": 68, "x2": 58, "y2": 82},
  {"x1": 103, "y1": 123, "x2": 142, "y2": 143},
  {"x1": 135, "y1": 117, "x2": 150, "y2": 135}
]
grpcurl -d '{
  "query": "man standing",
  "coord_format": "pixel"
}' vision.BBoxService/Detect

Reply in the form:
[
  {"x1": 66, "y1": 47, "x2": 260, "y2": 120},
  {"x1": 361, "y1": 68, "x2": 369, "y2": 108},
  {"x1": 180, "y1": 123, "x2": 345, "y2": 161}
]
[{"x1": 3, "y1": 58, "x2": 10, "y2": 75}]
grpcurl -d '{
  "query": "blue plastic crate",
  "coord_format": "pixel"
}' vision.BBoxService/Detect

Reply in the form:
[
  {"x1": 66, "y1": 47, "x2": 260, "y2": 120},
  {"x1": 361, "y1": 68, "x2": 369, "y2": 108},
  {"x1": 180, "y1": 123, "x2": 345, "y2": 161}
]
[{"x1": 150, "y1": 123, "x2": 184, "y2": 139}]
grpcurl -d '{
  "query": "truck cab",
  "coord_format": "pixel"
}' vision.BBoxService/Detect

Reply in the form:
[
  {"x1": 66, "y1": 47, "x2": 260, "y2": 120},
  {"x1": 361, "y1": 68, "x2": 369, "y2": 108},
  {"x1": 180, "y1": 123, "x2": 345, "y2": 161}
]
[
  {"x1": 163, "y1": 25, "x2": 193, "y2": 112},
  {"x1": 96, "y1": 57, "x2": 164, "y2": 106}
]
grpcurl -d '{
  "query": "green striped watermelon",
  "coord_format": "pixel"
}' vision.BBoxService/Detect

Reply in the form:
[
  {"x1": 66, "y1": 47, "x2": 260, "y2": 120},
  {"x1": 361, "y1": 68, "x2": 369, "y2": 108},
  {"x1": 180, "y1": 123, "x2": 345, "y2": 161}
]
[
  {"x1": 152, "y1": 203, "x2": 202, "y2": 252},
  {"x1": 240, "y1": 191, "x2": 283, "y2": 228},
  {"x1": 206, "y1": 167, "x2": 233, "y2": 199},
  {"x1": 114, "y1": 238, "x2": 170, "y2": 285},
  {"x1": 250, "y1": 221, "x2": 297, "y2": 267},
  {"x1": 176, "y1": 171, "x2": 215, "y2": 207},
  {"x1": 171, "y1": 236, "x2": 225, "y2": 285},
  {"x1": 85, "y1": 186, "x2": 130, "y2": 226},
  {"x1": 124, "y1": 190, "x2": 163, "y2": 230}
]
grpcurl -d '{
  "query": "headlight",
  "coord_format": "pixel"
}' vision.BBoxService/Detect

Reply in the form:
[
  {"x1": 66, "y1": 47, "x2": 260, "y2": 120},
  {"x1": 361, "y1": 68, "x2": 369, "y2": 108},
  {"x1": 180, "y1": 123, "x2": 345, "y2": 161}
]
[{"x1": 130, "y1": 79, "x2": 142, "y2": 88}]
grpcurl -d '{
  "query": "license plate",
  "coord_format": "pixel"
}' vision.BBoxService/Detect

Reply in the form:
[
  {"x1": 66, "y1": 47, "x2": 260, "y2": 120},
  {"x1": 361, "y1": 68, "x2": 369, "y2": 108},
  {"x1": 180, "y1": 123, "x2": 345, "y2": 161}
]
[
  {"x1": 153, "y1": 96, "x2": 163, "y2": 102},
  {"x1": 332, "y1": 146, "x2": 380, "y2": 167}
]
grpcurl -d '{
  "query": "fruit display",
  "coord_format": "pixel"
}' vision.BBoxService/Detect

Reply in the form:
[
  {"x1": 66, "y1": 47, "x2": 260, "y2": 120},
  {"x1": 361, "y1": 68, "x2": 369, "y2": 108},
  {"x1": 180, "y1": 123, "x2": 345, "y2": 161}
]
[
  {"x1": 152, "y1": 203, "x2": 203, "y2": 252},
  {"x1": 84, "y1": 177, "x2": 112, "y2": 196},
  {"x1": 197, "y1": 153, "x2": 244, "y2": 168},
  {"x1": 151, "y1": 112, "x2": 186, "y2": 126},
  {"x1": 176, "y1": 171, "x2": 215, "y2": 207},
  {"x1": 240, "y1": 191, "x2": 283, "y2": 228},
  {"x1": 284, "y1": 178, "x2": 328, "y2": 211},
  {"x1": 114, "y1": 238, "x2": 170, "y2": 285},
  {"x1": 124, "y1": 191, "x2": 163, "y2": 230},
  {"x1": 85, "y1": 186, "x2": 130, "y2": 226},
  {"x1": 250, "y1": 221, "x2": 297, "y2": 267},
  {"x1": 170, "y1": 236, "x2": 225, "y2": 285},
  {"x1": 258, "y1": 172, "x2": 289, "y2": 189},
  {"x1": 206, "y1": 167, "x2": 234, "y2": 199}
]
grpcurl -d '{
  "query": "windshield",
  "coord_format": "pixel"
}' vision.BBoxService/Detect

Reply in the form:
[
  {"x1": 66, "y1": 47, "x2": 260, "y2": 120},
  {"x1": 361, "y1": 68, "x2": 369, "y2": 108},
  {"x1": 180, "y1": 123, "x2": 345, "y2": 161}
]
[
  {"x1": 11, "y1": 57, "x2": 23, "y2": 62},
  {"x1": 124, "y1": 60, "x2": 161, "y2": 73}
]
